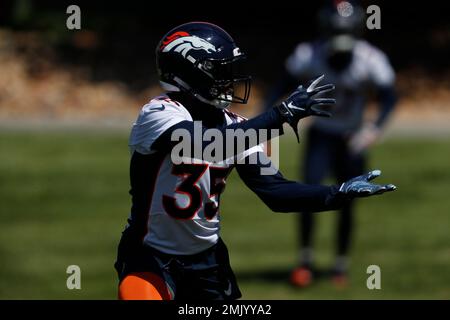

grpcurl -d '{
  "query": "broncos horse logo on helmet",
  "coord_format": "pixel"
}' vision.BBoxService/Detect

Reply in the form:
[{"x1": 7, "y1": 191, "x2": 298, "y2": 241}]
[{"x1": 161, "y1": 31, "x2": 217, "y2": 59}]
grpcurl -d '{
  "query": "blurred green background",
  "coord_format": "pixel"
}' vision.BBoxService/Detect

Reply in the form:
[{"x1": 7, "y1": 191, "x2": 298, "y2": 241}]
[
  {"x1": 0, "y1": 0, "x2": 449, "y2": 299},
  {"x1": 0, "y1": 130, "x2": 449, "y2": 299}
]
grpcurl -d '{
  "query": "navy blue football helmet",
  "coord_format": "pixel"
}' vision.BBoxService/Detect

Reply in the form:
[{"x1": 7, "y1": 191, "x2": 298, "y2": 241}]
[
  {"x1": 318, "y1": 1, "x2": 365, "y2": 37},
  {"x1": 156, "y1": 22, "x2": 251, "y2": 109}
]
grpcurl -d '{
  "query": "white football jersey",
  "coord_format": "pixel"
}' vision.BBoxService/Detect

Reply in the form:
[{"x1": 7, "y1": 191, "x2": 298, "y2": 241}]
[
  {"x1": 285, "y1": 40, "x2": 395, "y2": 134},
  {"x1": 127, "y1": 95, "x2": 259, "y2": 255}
]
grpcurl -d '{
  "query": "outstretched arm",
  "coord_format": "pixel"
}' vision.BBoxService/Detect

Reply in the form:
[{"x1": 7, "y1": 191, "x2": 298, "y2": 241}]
[
  {"x1": 153, "y1": 75, "x2": 336, "y2": 158},
  {"x1": 236, "y1": 152, "x2": 343, "y2": 213},
  {"x1": 236, "y1": 152, "x2": 396, "y2": 213}
]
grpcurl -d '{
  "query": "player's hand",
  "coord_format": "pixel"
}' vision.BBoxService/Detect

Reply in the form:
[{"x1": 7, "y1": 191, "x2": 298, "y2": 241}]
[
  {"x1": 348, "y1": 123, "x2": 381, "y2": 155},
  {"x1": 276, "y1": 74, "x2": 335, "y2": 142},
  {"x1": 339, "y1": 170, "x2": 396, "y2": 197}
]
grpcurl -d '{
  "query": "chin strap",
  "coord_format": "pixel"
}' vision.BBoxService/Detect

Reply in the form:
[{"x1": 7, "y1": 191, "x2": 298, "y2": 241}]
[{"x1": 194, "y1": 93, "x2": 230, "y2": 109}]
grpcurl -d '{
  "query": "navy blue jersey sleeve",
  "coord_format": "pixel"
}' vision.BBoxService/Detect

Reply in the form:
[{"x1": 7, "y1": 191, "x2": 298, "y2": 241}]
[
  {"x1": 236, "y1": 152, "x2": 347, "y2": 213},
  {"x1": 375, "y1": 85, "x2": 398, "y2": 128},
  {"x1": 152, "y1": 108, "x2": 284, "y2": 159}
]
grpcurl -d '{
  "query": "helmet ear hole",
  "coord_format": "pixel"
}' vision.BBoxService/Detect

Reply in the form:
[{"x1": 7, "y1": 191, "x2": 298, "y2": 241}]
[
  {"x1": 203, "y1": 60, "x2": 214, "y2": 71},
  {"x1": 209, "y1": 87, "x2": 219, "y2": 97}
]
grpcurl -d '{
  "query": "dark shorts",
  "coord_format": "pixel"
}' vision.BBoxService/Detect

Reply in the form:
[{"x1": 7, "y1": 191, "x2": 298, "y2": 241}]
[{"x1": 114, "y1": 229, "x2": 241, "y2": 300}]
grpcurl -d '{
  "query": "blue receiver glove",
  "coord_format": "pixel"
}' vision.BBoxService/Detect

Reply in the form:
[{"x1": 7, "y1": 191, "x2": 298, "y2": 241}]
[
  {"x1": 276, "y1": 74, "x2": 335, "y2": 142},
  {"x1": 339, "y1": 169, "x2": 397, "y2": 197}
]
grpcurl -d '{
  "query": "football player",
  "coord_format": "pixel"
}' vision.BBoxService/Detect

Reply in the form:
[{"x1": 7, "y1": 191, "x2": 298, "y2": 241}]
[{"x1": 114, "y1": 22, "x2": 396, "y2": 300}]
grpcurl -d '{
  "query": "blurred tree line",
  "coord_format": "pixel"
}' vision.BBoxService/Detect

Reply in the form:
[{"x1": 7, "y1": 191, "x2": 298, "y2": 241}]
[{"x1": 0, "y1": 0, "x2": 448, "y2": 92}]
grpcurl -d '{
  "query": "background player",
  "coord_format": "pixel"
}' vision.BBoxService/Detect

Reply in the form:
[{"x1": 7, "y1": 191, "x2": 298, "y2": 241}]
[{"x1": 263, "y1": 1, "x2": 398, "y2": 287}]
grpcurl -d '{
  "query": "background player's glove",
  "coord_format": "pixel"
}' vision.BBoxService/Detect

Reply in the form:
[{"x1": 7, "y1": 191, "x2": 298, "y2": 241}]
[
  {"x1": 276, "y1": 74, "x2": 335, "y2": 142},
  {"x1": 348, "y1": 123, "x2": 381, "y2": 155},
  {"x1": 339, "y1": 170, "x2": 396, "y2": 197}
]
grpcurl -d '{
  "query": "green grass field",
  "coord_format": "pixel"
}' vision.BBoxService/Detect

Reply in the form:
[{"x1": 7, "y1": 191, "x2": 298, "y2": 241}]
[{"x1": 0, "y1": 128, "x2": 449, "y2": 299}]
